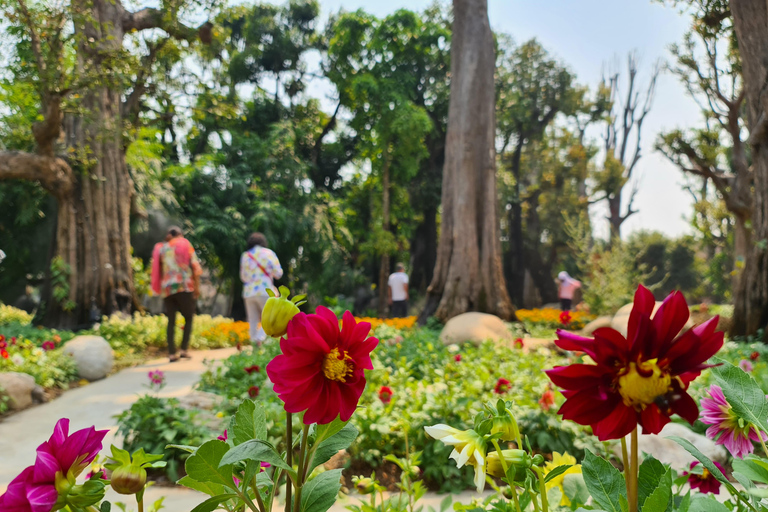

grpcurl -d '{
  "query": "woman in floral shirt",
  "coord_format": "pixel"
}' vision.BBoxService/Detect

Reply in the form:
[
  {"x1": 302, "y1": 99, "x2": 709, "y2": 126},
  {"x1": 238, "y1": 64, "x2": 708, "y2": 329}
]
[
  {"x1": 240, "y1": 232, "x2": 283, "y2": 343},
  {"x1": 151, "y1": 227, "x2": 202, "y2": 361}
]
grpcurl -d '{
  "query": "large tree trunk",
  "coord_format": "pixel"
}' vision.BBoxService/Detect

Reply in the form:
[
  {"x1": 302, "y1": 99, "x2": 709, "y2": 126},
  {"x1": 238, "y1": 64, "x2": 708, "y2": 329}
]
[
  {"x1": 377, "y1": 152, "x2": 391, "y2": 318},
  {"x1": 731, "y1": 0, "x2": 768, "y2": 337},
  {"x1": 41, "y1": 0, "x2": 135, "y2": 328},
  {"x1": 419, "y1": 0, "x2": 515, "y2": 323},
  {"x1": 507, "y1": 141, "x2": 525, "y2": 305}
]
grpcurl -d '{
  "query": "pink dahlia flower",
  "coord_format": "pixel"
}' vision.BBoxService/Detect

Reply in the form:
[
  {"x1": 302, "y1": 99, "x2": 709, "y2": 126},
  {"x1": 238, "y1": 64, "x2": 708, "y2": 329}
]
[
  {"x1": 266, "y1": 307, "x2": 378, "y2": 424},
  {"x1": 701, "y1": 384, "x2": 764, "y2": 459}
]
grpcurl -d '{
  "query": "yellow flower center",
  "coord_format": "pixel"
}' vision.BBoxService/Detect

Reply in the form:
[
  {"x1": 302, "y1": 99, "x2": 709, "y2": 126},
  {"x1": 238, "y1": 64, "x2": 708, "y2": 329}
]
[
  {"x1": 322, "y1": 348, "x2": 354, "y2": 382},
  {"x1": 617, "y1": 359, "x2": 671, "y2": 408},
  {"x1": 702, "y1": 468, "x2": 711, "y2": 480}
]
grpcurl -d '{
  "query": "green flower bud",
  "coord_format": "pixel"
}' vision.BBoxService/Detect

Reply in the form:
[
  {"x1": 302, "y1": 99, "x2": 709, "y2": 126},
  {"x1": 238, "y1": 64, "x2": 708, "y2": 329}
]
[
  {"x1": 531, "y1": 454, "x2": 545, "y2": 466},
  {"x1": 353, "y1": 476, "x2": 376, "y2": 495},
  {"x1": 262, "y1": 287, "x2": 305, "y2": 338},
  {"x1": 486, "y1": 450, "x2": 532, "y2": 481},
  {"x1": 502, "y1": 486, "x2": 515, "y2": 500},
  {"x1": 110, "y1": 464, "x2": 147, "y2": 495},
  {"x1": 491, "y1": 411, "x2": 520, "y2": 443}
]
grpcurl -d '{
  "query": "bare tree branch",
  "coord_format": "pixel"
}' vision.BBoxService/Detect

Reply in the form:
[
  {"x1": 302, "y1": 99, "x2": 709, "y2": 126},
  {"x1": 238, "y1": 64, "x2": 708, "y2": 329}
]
[
  {"x1": 0, "y1": 151, "x2": 73, "y2": 196},
  {"x1": 122, "y1": 8, "x2": 212, "y2": 44}
]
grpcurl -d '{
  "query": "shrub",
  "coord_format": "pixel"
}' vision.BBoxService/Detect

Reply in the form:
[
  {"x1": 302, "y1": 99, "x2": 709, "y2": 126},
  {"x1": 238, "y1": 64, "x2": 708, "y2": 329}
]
[{"x1": 0, "y1": 337, "x2": 78, "y2": 388}]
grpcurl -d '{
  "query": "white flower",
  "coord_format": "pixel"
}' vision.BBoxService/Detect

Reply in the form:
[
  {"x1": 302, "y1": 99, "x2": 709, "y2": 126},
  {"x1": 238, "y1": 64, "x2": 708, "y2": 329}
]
[
  {"x1": 447, "y1": 344, "x2": 460, "y2": 353},
  {"x1": 11, "y1": 354, "x2": 24, "y2": 366},
  {"x1": 425, "y1": 424, "x2": 487, "y2": 491},
  {"x1": 32, "y1": 348, "x2": 44, "y2": 357}
]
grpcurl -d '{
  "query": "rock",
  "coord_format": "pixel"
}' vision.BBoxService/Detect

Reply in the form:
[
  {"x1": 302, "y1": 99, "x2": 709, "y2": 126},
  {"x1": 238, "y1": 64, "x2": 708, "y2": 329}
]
[
  {"x1": 177, "y1": 390, "x2": 222, "y2": 411},
  {"x1": 63, "y1": 335, "x2": 114, "y2": 381},
  {"x1": 520, "y1": 338, "x2": 556, "y2": 352},
  {"x1": 324, "y1": 449, "x2": 350, "y2": 470},
  {"x1": 439, "y1": 312, "x2": 514, "y2": 346},
  {"x1": 611, "y1": 302, "x2": 694, "y2": 337},
  {"x1": 0, "y1": 372, "x2": 36, "y2": 410},
  {"x1": 31, "y1": 385, "x2": 47, "y2": 403},
  {"x1": 612, "y1": 423, "x2": 726, "y2": 471},
  {"x1": 581, "y1": 316, "x2": 613, "y2": 336}
]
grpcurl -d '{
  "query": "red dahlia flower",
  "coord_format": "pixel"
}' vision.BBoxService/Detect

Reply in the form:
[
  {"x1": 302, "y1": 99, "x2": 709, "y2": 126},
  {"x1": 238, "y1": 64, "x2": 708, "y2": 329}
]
[
  {"x1": 683, "y1": 461, "x2": 724, "y2": 494},
  {"x1": 545, "y1": 285, "x2": 723, "y2": 441},
  {"x1": 539, "y1": 389, "x2": 556, "y2": 411},
  {"x1": 1, "y1": 349, "x2": 8, "y2": 359},
  {"x1": 454, "y1": 354, "x2": 462, "y2": 362},
  {"x1": 559, "y1": 311, "x2": 572, "y2": 325},
  {"x1": 751, "y1": 351, "x2": 760, "y2": 361},
  {"x1": 514, "y1": 339, "x2": 524, "y2": 349},
  {"x1": 266, "y1": 307, "x2": 378, "y2": 425},
  {"x1": 494, "y1": 378, "x2": 511, "y2": 394},
  {"x1": 244, "y1": 365, "x2": 260, "y2": 374},
  {"x1": 248, "y1": 386, "x2": 260, "y2": 398},
  {"x1": 379, "y1": 386, "x2": 393, "y2": 404},
  {"x1": 41, "y1": 341, "x2": 55, "y2": 351}
]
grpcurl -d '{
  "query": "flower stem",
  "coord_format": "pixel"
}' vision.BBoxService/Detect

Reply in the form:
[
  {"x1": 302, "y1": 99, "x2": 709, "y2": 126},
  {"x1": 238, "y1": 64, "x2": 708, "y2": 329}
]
[
  {"x1": 629, "y1": 428, "x2": 639, "y2": 512},
  {"x1": 536, "y1": 469, "x2": 549, "y2": 512},
  {"x1": 491, "y1": 439, "x2": 520, "y2": 512},
  {"x1": 252, "y1": 475, "x2": 268, "y2": 512},
  {"x1": 293, "y1": 425, "x2": 310, "y2": 512},
  {"x1": 285, "y1": 412, "x2": 293, "y2": 512},
  {"x1": 756, "y1": 428, "x2": 768, "y2": 458},
  {"x1": 621, "y1": 436, "x2": 630, "y2": 505}
]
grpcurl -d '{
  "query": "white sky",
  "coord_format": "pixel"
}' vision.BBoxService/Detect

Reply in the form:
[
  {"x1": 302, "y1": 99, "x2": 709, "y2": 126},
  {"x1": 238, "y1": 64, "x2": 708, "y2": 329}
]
[{"x1": 307, "y1": 0, "x2": 703, "y2": 239}]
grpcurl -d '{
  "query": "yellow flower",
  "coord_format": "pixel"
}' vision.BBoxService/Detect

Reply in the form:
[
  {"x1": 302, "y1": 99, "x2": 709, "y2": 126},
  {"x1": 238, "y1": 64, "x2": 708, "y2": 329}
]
[
  {"x1": 425, "y1": 424, "x2": 487, "y2": 491},
  {"x1": 543, "y1": 452, "x2": 582, "y2": 506},
  {"x1": 215, "y1": 411, "x2": 224, "y2": 418}
]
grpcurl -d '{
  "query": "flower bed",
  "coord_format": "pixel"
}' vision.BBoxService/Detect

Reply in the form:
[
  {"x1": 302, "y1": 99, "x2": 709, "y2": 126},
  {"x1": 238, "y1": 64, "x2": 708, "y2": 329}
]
[{"x1": 515, "y1": 307, "x2": 594, "y2": 330}]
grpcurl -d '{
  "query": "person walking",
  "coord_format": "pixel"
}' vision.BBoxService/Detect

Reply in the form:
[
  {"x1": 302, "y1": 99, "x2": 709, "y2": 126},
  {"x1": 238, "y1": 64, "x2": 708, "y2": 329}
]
[
  {"x1": 240, "y1": 232, "x2": 283, "y2": 344},
  {"x1": 151, "y1": 226, "x2": 202, "y2": 362},
  {"x1": 557, "y1": 271, "x2": 581, "y2": 311},
  {"x1": 388, "y1": 263, "x2": 409, "y2": 318}
]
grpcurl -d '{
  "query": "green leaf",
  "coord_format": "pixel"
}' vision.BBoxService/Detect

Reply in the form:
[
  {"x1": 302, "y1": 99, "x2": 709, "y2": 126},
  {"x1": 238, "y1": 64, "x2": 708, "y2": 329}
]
[
  {"x1": 637, "y1": 456, "x2": 667, "y2": 507},
  {"x1": 562, "y1": 473, "x2": 589, "y2": 507},
  {"x1": 166, "y1": 444, "x2": 199, "y2": 454},
  {"x1": 544, "y1": 464, "x2": 573, "y2": 484},
  {"x1": 640, "y1": 467, "x2": 671, "y2": 512},
  {"x1": 185, "y1": 440, "x2": 236, "y2": 489},
  {"x1": 711, "y1": 357, "x2": 768, "y2": 434},
  {"x1": 177, "y1": 476, "x2": 231, "y2": 497},
  {"x1": 733, "y1": 457, "x2": 768, "y2": 485},
  {"x1": 232, "y1": 400, "x2": 268, "y2": 446},
  {"x1": 439, "y1": 494, "x2": 452, "y2": 512},
  {"x1": 581, "y1": 451, "x2": 626, "y2": 512},
  {"x1": 219, "y1": 439, "x2": 292, "y2": 473},
  {"x1": 100, "y1": 501, "x2": 111, "y2": 512},
  {"x1": 668, "y1": 437, "x2": 739, "y2": 496},
  {"x1": 689, "y1": 497, "x2": 729, "y2": 512},
  {"x1": 190, "y1": 494, "x2": 239, "y2": 512},
  {"x1": 313, "y1": 418, "x2": 348, "y2": 445},
  {"x1": 308, "y1": 423, "x2": 358, "y2": 472},
  {"x1": 300, "y1": 469, "x2": 343, "y2": 512}
]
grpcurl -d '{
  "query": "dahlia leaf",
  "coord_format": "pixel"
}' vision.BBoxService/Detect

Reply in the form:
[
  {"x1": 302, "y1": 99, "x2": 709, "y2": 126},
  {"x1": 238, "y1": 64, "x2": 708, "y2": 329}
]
[
  {"x1": 300, "y1": 469, "x2": 343, "y2": 512},
  {"x1": 219, "y1": 439, "x2": 293, "y2": 474},
  {"x1": 711, "y1": 358, "x2": 768, "y2": 435},
  {"x1": 563, "y1": 473, "x2": 589, "y2": 507},
  {"x1": 637, "y1": 456, "x2": 666, "y2": 506},
  {"x1": 185, "y1": 440, "x2": 236, "y2": 489},
  {"x1": 733, "y1": 457, "x2": 768, "y2": 485},
  {"x1": 640, "y1": 467, "x2": 672, "y2": 512},
  {"x1": 308, "y1": 423, "x2": 359, "y2": 473},
  {"x1": 668, "y1": 437, "x2": 741, "y2": 499},
  {"x1": 581, "y1": 451, "x2": 626, "y2": 512},
  {"x1": 543, "y1": 464, "x2": 572, "y2": 484},
  {"x1": 313, "y1": 418, "x2": 348, "y2": 445},
  {"x1": 688, "y1": 496, "x2": 729, "y2": 512},
  {"x1": 190, "y1": 494, "x2": 240, "y2": 512},
  {"x1": 231, "y1": 399, "x2": 268, "y2": 446},
  {"x1": 177, "y1": 476, "x2": 231, "y2": 497}
]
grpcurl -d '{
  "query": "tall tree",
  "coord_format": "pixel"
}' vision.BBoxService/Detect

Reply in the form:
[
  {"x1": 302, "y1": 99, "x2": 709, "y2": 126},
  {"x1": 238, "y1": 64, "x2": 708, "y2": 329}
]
[
  {"x1": 496, "y1": 39, "x2": 575, "y2": 305},
  {"x1": 420, "y1": 0, "x2": 515, "y2": 322},
  {"x1": 0, "y1": 0, "x2": 210, "y2": 327},
  {"x1": 729, "y1": 0, "x2": 768, "y2": 336},
  {"x1": 594, "y1": 54, "x2": 659, "y2": 240}
]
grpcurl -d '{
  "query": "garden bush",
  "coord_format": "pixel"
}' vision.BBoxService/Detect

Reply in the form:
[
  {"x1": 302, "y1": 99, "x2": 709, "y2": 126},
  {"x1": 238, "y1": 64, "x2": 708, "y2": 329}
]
[{"x1": 0, "y1": 335, "x2": 78, "y2": 388}]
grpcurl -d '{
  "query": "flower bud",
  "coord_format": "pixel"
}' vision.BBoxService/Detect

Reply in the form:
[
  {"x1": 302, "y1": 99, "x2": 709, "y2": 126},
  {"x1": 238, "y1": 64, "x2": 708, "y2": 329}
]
[
  {"x1": 502, "y1": 486, "x2": 515, "y2": 500},
  {"x1": 110, "y1": 465, "x2": 147, "y2": 495},
  {"x1": 486, "y1": 450, "x2": 532, "y2": 481},
  {"x1": 353, "y1": 476, "x2": 376, "y2": 495},
  {"x1": 491, "y1": 408, "x2": 520, "y2": 443},
  {"x1": 262, "y1": 287, "x2": 304, "y2": 337}
]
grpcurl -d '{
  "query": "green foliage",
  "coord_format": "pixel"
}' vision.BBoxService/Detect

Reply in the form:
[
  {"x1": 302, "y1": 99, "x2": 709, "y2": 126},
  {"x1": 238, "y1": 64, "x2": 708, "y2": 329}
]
[
  {"x1": 0, "y1": 304, "x2": 34, "y2": 326},
  {"x1": 115, "y1": 394, "x2": 213, "y2": 482},
  {"x1": 0, "y1": 336, "x2": 77, "y2": 388}
]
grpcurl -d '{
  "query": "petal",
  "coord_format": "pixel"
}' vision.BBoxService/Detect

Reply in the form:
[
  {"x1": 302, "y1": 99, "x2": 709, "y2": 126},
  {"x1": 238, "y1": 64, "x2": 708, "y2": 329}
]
[
  {"x1": 32, "y1": 449, "x2": 60, "y2": 484},
  {"x1": 558, "y1": 388, "x2": 620, "y2": 426},
  {"x1": 26, "y1": 484, "x2": 58, "y2": 512},
  {"x1": 670, "y1": 391, "x2": 699, "y2": 425},
  {"x1": 640, "y1": 404, "x2": 669, "y2": 435},
  {"x1": 593, "y1": 403, "x2": 638, "y2": 441},
  {"x1": 48, "y1": 419, "x2": 69, "y2": 450},
  {"x1": 545, "y1": 364, "x2": 612, "y2": 391},
  {"x1": 307, "y1": 307, "x2": 339, "y2": 348},
  {"x1": 652, "y1": 291, "x2": 690, "y2": 347},
  {"x1": 627, "y1": 284, "x2": 655, "y2": 340}
]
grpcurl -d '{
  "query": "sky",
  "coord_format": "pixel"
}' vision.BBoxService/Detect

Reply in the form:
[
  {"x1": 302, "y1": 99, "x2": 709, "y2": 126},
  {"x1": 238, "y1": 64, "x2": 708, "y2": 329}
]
[{"x1": 307, "y1": 0, "x2": 704, "y2": 239}]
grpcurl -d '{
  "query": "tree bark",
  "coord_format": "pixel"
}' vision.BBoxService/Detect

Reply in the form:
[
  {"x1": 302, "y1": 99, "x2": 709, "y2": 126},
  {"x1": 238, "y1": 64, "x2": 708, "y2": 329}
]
[
  {"x1": 419, "y1": 0, "x2": 515, "y2": 323},
  {"x1": 378, "y1": 150, "x2": 392, "y2": 318},
  {"x1": 507, "y1": 140, "x2": 525, "y2": 305},
  {"x1": 731, "y1": 0, "x2": 768, "y2": 337}
]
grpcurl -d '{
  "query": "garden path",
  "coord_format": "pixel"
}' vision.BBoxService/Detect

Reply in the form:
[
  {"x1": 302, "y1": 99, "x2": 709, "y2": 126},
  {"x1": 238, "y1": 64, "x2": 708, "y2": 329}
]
[{"x1": 0, "y1": 348, "x2": 493, "y2": 512}]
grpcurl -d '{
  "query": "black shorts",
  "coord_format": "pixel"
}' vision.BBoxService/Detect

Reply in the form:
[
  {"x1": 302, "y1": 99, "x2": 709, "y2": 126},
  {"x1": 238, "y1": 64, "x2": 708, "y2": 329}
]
[
  {"x1": 560, "y1": 298, "x2": 572, "y2": 311},
  {"x1": 391, "y1": 300, "x2": 408, "y2": 318}
]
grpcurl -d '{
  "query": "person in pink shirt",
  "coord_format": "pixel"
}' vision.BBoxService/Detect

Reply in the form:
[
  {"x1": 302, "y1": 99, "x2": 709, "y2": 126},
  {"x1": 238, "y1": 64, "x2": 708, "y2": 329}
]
[{"x1": 557, "y1": 271, "x2": 581, "y2": 311}]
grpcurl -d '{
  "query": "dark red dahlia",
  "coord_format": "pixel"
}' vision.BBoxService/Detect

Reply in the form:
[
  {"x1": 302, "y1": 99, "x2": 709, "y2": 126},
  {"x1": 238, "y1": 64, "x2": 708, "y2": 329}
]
[
  {"x1": 684, "y1": 461, "x2": 723, "y2": 494},
  {"x1": 248, "y1": 386, "x2": 260, "y2": 398},
  {"x1": 494, "y1": 378, "x2": 511, "y2": 394},
  {"x1": 266, "y1": 307, "x2": 379, "y2": 424},
  {"x1": 545, "y1": 285, "x2": 723, "y2": 441},
  {"x1": 244, "y1": 365, "x2": 260, "y2": 374},
  {"x1": 378, "y1": 386, "x2": 393, "y2": 404},
  {"x1": 751, "y1": 351, "x2": 760, "y2": 361}
]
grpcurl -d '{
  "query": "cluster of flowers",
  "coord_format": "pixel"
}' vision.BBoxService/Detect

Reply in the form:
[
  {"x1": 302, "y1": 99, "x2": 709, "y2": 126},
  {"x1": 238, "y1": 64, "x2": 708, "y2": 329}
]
[
  {"x1": 200, "y1": 321, "x2": 251, "y2": 345},
  {"x1": 353, "y1": 316, "x2": 418, "y2": 330},
  {"x1": 515, "y1": 308, "x2": 594, "y2": 330},
  {"x1": 0, "y1": 334, "x2": 62, "y2": 361}
]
